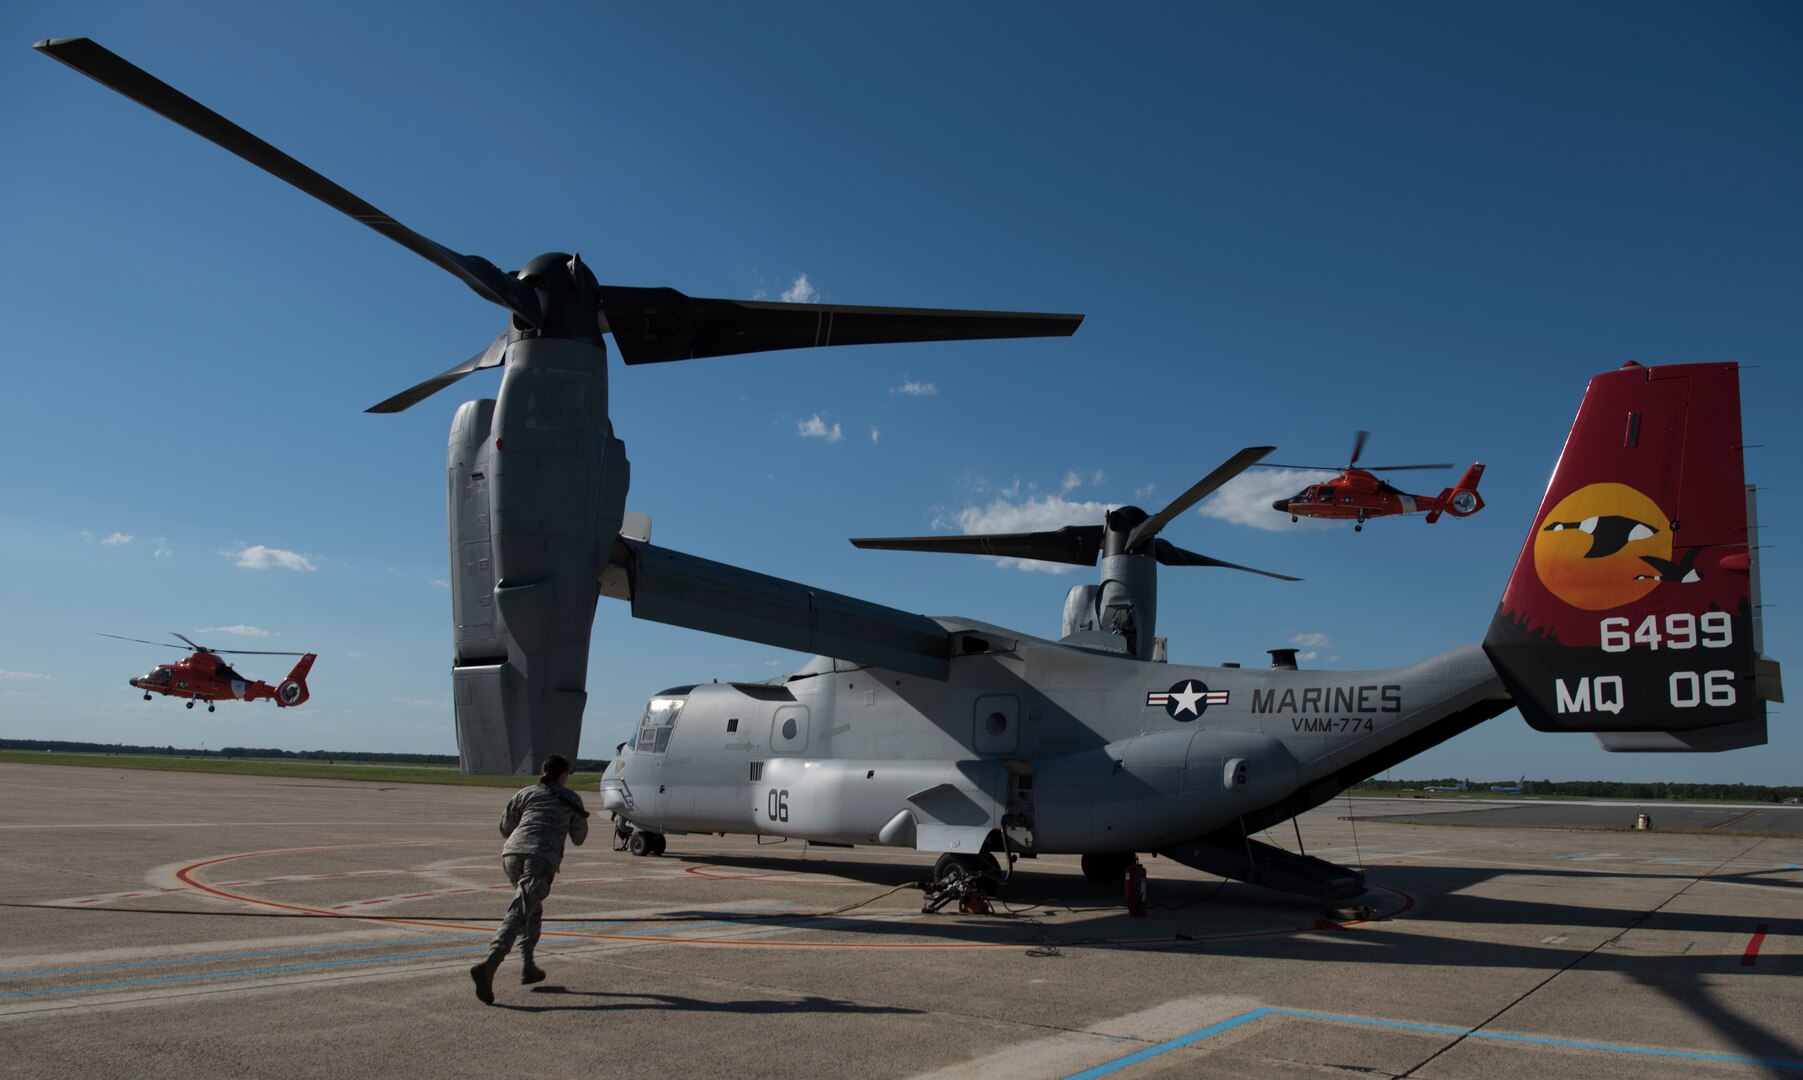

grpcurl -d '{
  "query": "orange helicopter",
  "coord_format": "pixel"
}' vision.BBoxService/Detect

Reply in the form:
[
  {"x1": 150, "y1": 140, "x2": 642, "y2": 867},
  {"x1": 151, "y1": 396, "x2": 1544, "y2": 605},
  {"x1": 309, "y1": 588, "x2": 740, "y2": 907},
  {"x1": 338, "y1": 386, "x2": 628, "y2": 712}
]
[
  {"x1": 1265, "y1": 430, "x2": 1485, "y2": 531},
  {"x1": 100, "y1": 632, "x2": 315, "y2": 712}
]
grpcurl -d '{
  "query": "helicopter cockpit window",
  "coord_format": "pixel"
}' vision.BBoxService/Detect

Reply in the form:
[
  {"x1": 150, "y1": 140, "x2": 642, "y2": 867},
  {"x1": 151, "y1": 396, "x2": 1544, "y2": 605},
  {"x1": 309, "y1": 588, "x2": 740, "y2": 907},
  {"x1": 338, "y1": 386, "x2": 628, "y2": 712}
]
[
  {"x1": 148, "y1": 667, "x2": 174, "y2": 685},
  {"x1": 634, "y1": 697, "x2": 685, "y2": 754},
  {"x1": 1317, "y1": 486, "x2": 1337, "y2": 501}
]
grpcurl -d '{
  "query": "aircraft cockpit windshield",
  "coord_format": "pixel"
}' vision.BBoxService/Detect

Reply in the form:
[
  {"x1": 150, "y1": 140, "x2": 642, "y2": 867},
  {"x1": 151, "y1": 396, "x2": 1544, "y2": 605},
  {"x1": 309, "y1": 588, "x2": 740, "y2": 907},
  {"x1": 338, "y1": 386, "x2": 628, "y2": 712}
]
[
  {"x1": 634, "y1": 695, "x2": 687, "y2": 754},
  {"x1": 144, "y1": 667, "x2": 174, "y2": 685}
]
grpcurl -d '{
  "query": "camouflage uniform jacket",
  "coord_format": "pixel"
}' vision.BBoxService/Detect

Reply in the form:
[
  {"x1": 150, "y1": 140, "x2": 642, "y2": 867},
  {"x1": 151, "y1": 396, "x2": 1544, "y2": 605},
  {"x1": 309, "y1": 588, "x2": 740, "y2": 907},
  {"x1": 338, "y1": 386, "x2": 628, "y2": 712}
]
[{"x1": 499, "y1": 781, "x2": 589, "y2": 865}]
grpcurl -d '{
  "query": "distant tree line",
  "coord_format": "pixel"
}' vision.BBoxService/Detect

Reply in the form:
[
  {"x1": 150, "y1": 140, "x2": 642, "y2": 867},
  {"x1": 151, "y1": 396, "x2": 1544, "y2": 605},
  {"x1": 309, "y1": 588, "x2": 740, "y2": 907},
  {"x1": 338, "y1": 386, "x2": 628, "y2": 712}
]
[
  {"x1": 1351, "y1": 776, "x2": 1803, "y2": 803},
  {"x1": 0, "y1": 739, "x2": 606, "y2": 773}
]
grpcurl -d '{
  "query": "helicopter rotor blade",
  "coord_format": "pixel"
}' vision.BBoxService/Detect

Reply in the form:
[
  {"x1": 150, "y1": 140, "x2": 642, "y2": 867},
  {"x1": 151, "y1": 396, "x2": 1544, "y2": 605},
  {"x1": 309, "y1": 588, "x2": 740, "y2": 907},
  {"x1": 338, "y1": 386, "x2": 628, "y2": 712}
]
[
  {"x1": 96, "y1": 633, "x2": 187, "y2": 650},
  {"x1": 366, "y1": 332, "x2": 512, "y2": 413},
  {"x1": 171, "y1": 631, "x2": 204, "y2": 651},
  {"x1": 1124, "y1": 446, "x2": 1274, "y2": 552},
  {"x1": 597, "y1": 286, "x2": 1083, "y2": 366},
  {"x1": 33, "y1": 37, "x2": 540, "y2": 326},
  {"x1": 850, "y1": 525, "x2": 1104, "y2": 567},
  {"x1": 1152, "y1": 540, "x2": 1301, "y2": 581},
  {"x1": 1348, "y1": 429, "x2": 1370, "y2": 468},
  {"x1": 1354, "y1": 463, "x2": 1455, "y2": 472},
  {"x1": 208, "y1": 647, "x2": 312, "y2": 656}
]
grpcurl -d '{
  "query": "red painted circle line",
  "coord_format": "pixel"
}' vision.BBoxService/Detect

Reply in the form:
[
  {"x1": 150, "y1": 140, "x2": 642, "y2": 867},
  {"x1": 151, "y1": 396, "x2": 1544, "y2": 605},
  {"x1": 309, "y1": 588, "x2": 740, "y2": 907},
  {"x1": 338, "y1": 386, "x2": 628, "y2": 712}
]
[{"x1": 173, "y1": 843, "x2": 1415, "y2": 950}]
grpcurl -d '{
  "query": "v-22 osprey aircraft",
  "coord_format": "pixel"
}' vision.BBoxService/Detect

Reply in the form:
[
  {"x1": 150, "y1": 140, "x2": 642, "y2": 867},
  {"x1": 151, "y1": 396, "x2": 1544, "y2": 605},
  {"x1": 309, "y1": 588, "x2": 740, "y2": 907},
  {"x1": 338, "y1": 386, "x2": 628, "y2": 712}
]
[{"x1": 601, "y1": 362, "x2": 1783, "y2": 900}]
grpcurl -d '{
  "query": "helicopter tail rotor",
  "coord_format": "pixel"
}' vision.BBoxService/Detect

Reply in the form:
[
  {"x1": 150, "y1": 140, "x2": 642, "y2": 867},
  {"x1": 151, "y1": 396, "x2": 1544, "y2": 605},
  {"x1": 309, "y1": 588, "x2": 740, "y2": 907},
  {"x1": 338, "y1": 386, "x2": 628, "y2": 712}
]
[{"x1": 274, "y1": 654, "x2": 316, "y2": 708}]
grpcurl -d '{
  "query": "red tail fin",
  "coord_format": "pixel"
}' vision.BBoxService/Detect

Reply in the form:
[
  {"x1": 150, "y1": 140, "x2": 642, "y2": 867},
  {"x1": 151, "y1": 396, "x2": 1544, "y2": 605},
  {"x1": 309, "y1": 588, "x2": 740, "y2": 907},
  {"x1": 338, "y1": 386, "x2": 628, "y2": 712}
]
[
  {"x1": 1483, "y1": 362, "x2": 1777, "y2": 749},
  {"x1": 1425, "y1": 463, "x2": 1485, "y2": 523},
  {"x1": 276, "y1": 654, "x2": 315, "y2": 708}
]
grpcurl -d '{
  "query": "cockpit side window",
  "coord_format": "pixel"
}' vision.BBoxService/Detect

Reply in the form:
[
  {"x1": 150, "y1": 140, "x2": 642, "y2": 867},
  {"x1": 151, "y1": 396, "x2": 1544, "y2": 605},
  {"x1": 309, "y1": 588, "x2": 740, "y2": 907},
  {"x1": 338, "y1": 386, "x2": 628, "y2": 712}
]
[{"x1": 634, "y1": 697, "x2": 685, "y2": 754}]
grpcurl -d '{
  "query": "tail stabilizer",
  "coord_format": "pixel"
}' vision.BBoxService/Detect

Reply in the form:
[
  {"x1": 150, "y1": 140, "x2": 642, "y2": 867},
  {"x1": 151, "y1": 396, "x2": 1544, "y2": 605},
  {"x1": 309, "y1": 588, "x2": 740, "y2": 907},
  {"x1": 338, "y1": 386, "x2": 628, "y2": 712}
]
[
  {"x1": 1425, "y1": 463, "x2": 1486, "y2": 524},
  {"x1": 1483, "y1": 362, "x2": 1778, "y2": 749},
  {"x1": 276, "y1": 653, "x2": 315, "y2": 708}
]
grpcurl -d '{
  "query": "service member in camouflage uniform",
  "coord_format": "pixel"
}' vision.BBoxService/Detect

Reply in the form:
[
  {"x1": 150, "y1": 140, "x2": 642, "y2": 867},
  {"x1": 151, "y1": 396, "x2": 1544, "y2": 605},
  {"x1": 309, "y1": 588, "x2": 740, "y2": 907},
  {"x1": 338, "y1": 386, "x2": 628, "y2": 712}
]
[{"x1": 469, "y1": 753, "x2": 589, "y2": 1004}]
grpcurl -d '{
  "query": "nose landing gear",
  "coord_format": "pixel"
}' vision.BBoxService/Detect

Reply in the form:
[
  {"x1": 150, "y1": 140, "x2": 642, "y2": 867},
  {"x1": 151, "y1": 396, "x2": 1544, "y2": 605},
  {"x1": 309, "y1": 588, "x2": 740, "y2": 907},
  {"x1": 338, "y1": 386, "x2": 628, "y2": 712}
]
[{"x1": 621, "y1": 827, "x2": 666, "y2": 857}]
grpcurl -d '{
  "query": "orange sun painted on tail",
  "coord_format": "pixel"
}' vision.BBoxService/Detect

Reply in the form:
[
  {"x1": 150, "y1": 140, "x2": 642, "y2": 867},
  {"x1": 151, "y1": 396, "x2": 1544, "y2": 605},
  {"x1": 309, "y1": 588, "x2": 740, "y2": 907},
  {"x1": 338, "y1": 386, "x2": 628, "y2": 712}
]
[{"x1": 1532, "y1": 482, "x2": 1673, "y2": 610}]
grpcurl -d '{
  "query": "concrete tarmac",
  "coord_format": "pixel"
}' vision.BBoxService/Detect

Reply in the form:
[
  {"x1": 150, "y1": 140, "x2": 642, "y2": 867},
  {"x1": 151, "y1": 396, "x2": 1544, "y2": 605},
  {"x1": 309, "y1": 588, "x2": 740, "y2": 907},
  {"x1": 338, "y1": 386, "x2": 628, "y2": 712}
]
[{"x1": 1, "y1": 763, "x2": 1798, "y2": 1078}]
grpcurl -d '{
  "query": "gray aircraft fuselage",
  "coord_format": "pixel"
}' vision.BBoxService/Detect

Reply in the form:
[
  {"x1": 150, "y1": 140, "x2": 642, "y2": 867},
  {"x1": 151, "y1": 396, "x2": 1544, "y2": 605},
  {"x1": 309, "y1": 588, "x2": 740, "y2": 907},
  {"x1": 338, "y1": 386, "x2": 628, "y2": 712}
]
[{"x1": 602, "y1": 619, "x2": 1505, "y2": 859}]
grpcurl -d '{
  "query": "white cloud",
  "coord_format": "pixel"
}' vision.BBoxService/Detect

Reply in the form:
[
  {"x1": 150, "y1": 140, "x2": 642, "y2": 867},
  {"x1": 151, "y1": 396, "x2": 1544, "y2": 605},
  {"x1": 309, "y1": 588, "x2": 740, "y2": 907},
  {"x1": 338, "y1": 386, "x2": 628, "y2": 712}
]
[
  {"x1": 427, "y1": 578, "x2": 450, "y2": 589},
  {"x1": 1061, "y1": 471, "x2": 1082, "y2": 493},
  {"x1": 935, "y1": 492, "x2": 1112, "y2": 574},
  {"x1": 153, "y1": 537, "x2": 172, "y2": 558},
  {"x1": 1289, "y1": 631, "x2": 1334, "y2": 649},
  {"x1": 100, "y1": 532, "x2": 133, "y2": 546},
  {"x1": 392, "y1": 697, "x2": 449, "y2": 710},
  {"x1": 197, "y1": 625, "x2": 271, "y2": 638},
  {"x1": 229, "y1": 544, "x2": 318, "y2": 572},
  {"x1": 1297, "y1": 650, "x2": 1320, "y2": 661},
  {"x1": 892, "y1": 380, "x2": 938, "y2": 397},
  {"x1": 869, "y1": 428, "x2": 880, "y2": 445},
  {"x1": 0, "y1": 670, "x2": 51, "y2": 681},
  {"x1": 1135, "y1": 483, "x2": 1157, "y2": 500},
  {"x1": 1196, "y1": 469, "x2": 1337, "y2": 531},
  {"x1": 781, "y1": 273, "x2": 819, "y2": 304},
  {"x1": 797, "y1": 414, "x2": 844, "y2": 443}
]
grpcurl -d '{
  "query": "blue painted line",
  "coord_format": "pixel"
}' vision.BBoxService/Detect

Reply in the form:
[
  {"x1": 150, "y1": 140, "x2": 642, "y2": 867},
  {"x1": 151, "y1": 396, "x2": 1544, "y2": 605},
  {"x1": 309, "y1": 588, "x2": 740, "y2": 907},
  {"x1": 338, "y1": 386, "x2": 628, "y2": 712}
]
[
  {"x1": 1062, "y1": 1009, "x2": 1275, "y2": 1078},
  {"x1": 1061, "y1": 1008, "x2": 1803, "y2": 1077}
]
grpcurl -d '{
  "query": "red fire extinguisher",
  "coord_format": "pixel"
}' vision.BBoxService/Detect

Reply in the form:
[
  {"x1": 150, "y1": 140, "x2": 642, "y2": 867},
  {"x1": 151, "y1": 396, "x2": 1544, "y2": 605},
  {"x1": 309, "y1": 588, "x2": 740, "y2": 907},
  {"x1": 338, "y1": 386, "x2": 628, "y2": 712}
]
[{"x1": 1125, "y1": 861, "x2": 1147, "y2": 918}]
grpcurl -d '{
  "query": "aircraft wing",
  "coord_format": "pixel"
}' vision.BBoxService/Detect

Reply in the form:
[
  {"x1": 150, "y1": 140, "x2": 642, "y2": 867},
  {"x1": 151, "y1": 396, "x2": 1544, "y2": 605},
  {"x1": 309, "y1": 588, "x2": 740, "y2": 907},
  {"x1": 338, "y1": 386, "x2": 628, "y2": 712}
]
[{"x1": 603, "y1": 539, "x2": 951, "y2": 680}]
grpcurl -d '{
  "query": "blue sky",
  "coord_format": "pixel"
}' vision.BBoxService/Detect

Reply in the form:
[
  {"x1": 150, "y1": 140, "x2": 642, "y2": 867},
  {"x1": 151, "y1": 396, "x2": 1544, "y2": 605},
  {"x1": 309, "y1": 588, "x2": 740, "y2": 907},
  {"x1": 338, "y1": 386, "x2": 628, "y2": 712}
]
[{"x1": 1, "y1": 1, "x2": 1796, "y2": 782}]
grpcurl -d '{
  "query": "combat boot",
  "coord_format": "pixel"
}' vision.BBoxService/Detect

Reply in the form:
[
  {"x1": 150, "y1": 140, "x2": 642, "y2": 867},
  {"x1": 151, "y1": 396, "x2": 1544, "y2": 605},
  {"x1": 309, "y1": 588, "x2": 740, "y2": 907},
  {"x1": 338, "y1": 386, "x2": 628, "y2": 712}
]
[
  {"x1": 469, "y1": 948, "x2": 504, "y2": 1004},
  {"x1": 520, "y1": 950, "x2": 546, "y2": 985}
]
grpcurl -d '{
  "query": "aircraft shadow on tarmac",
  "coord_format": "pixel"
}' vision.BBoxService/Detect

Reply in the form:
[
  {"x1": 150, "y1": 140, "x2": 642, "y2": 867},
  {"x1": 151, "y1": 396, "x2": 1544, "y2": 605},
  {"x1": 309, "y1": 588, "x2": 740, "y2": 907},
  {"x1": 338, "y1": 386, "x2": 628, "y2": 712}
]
[
  {"x1": 496, "y1": 986, "x2": 924, "y2": 1017},
  {"x1": 630, "y1": 850, "x2": 1801, "y2": 1064}
]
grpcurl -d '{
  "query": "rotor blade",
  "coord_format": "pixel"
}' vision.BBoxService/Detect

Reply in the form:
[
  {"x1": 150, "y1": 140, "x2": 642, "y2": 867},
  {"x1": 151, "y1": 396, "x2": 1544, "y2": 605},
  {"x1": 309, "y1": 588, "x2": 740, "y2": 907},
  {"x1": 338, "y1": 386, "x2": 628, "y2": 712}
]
[
  {"x1": 171, "y1": 631, "x2": 204, "y2": 651},
  {"x1": 210, "y1": 648, "x2": 311, "y2": 656},
  {"x1": 597, "y1": 286, "x2": 1083, "y2": 365},
  {"x1": 1252, "y1": 463, "x2": 1340, "y2": 472},
  {"x1": 366, "y1": 332, "x2": 511, "y2": 413},
  {"x1": 1349, "y1": 430, "x2": 1370, "y2": 468},
  {"x1": 851, "y1": 525, "x2": 1105, "y2": 567},
  {"x1": 96, "y1": 633, "x2": 186, "y2": 650},
  {"x1": 33, "y1": 37, "x2": 540, "y2": 326},
  {"x1": 1153, "y1": 540, "x2": 1301, "y2": 581},
  {"x1": 1125, "y1": 446, "x2": 1275, "y2": 551},
  {"x1": 1356, "y1": 463, "x2": 1455, "y2": 472}
]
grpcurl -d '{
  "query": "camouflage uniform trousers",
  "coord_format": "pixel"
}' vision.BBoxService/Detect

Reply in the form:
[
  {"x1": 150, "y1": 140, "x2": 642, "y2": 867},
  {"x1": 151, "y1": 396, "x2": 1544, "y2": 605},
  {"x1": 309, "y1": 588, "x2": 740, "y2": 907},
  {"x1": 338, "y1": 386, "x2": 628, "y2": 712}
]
[{"x1": 489, "y1": 854, "x2": 558, "y2": 957}]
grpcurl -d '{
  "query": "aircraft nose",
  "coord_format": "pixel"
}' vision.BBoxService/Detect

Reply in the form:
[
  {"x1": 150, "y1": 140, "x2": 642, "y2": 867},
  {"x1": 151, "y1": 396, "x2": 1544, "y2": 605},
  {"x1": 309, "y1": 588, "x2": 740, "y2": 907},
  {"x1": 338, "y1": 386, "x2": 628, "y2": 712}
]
[
  {"x1": 128, "y1": 677, "x2": 139, "y2": 688},
  {"x1": 1270, "y1": 499, "x2": 1287, "y2": 512}
]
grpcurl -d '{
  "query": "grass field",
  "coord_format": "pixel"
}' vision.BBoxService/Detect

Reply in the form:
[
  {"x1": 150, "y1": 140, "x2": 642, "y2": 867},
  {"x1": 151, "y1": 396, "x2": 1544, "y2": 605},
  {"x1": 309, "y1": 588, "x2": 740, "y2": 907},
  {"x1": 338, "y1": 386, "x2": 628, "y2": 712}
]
[{"x1": 0, "y1": 750, "x2": 602, "y2": 788}]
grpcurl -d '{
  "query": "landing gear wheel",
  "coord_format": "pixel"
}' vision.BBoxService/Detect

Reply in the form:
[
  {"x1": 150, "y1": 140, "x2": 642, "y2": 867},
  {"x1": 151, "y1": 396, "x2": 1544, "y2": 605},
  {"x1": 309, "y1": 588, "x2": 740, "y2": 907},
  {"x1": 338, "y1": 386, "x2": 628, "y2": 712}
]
[
  {"x1": 1081, "y1": 852, "x2": 1136, "y2": 883},
  {"x1": 207, "y1": 703, "x2": 215, "y2": 713},
  {"x1": 1290, "y1": 514, "x2": 1298, "y2": 523},
  {"x1": 185, "y1": 700, "x2": 195, "y2": 710},
  {"x1": 626, "y1": 830, "x2": 658, "y2": 857},
  {"x1": 649, "y1": 833, "x2": 667, "y2": 856},
  {"x1": 143, "y1": 693, "x2": 152, "y2": 701},
  {"x1": 933, "y1": 852, "x2": 1003, "y2": 894},
  {"x1": 1354, "y1": 521, "x2": 1364, "y2": 532}
]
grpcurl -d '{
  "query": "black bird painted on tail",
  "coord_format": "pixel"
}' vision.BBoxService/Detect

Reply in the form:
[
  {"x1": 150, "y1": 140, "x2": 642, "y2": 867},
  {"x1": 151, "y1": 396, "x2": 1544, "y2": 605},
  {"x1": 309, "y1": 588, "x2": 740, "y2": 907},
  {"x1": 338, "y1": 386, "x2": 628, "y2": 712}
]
[{"x1": 1541, "y1": 515, "x2": 1658, "y2": 558}]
